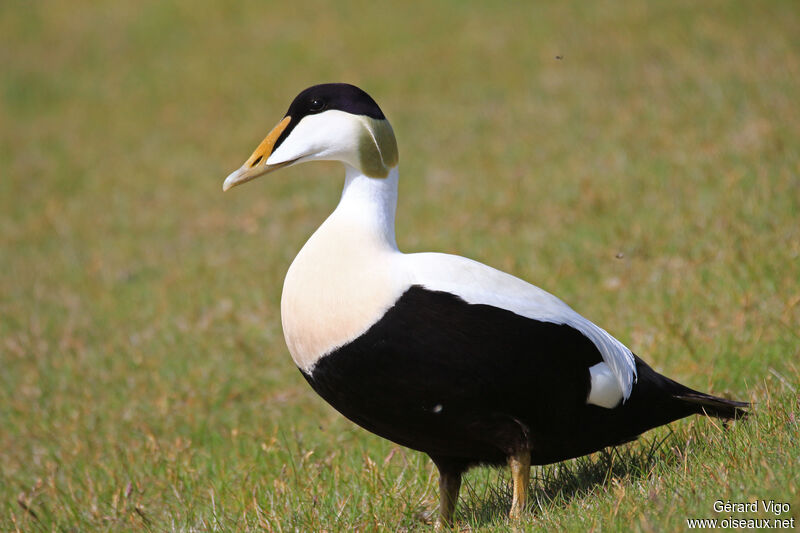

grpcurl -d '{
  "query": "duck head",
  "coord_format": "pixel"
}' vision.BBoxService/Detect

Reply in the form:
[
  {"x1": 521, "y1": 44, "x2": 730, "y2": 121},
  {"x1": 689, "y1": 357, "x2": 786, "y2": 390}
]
[{"x1": 223, "y1": 83, "x2": 398, "y2": 191}]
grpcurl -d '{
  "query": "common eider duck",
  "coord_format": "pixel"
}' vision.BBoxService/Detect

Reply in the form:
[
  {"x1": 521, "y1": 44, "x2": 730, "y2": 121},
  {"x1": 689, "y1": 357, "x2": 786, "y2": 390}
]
[{"x1": 223, "y1": 83, "x2": 748, "y2": 526}]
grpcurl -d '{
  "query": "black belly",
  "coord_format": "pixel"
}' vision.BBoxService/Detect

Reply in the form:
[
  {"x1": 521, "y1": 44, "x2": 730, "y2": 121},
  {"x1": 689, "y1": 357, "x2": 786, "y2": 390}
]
[{"x1": 301, "y1": 286, "x2": 690, "y2": 467}]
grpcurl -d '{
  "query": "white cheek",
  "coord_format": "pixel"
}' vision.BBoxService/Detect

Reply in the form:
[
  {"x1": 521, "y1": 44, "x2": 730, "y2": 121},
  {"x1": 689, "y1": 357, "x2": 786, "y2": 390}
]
[{"x1": 268, "y1": 110, "x2": 362, "y2": 166}]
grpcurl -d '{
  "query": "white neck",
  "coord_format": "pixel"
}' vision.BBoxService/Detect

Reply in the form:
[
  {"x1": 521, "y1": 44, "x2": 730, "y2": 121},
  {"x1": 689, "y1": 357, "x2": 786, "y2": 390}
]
[
  {"x1": 281, "y1": 163, "x2": 404, "y2": 371},
  {"x1": 331, "y1": 164, "x2": 399, "y2": 251}
]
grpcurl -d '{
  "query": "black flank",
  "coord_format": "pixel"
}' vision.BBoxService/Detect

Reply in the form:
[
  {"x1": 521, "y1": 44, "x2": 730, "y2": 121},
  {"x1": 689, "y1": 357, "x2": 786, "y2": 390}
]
[{"x1": 302, "y1": 286, "x2": 748, "y2": 471}]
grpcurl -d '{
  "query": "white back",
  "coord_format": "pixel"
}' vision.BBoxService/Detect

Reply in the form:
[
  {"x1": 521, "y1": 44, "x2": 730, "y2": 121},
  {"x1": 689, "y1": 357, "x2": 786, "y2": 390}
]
[{"x1": 404, "y1": 252, "x2": 637, "y2": 402}]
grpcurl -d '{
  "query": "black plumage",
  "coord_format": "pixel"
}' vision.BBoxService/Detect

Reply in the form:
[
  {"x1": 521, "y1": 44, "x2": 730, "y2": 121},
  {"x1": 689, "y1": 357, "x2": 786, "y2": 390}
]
[{"x1": 303, "y1": 285, "x2": 747, "y2": 473}]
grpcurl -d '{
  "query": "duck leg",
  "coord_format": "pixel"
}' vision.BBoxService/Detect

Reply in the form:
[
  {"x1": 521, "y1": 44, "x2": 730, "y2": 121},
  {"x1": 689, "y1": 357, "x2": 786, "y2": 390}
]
[
  {"x1": 437, "y1": 467, "x2": 462, "y2": 528},
  {"x1": 430, "y1": 458, "x2": 463, "y2": 528},
  {"x1": 508, "y1": 449, "x2": 531, "y2": 520}
]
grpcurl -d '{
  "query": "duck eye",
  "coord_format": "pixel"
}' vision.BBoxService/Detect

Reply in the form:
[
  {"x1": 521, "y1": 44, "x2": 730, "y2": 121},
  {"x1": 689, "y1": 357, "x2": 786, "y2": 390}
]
[{"x1": 309, "y1": 98, "x2": 325, "y2": 112}]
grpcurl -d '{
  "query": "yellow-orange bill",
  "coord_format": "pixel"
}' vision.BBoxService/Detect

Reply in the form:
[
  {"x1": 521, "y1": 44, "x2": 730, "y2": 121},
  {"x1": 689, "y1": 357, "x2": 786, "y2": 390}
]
[{"x1": 223, "y1": 116, "x2": 292, "y2": 191}]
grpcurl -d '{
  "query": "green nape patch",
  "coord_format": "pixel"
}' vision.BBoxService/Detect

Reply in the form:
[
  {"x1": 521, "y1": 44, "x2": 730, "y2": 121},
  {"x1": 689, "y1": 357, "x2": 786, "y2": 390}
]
[
  {"x1": 359, "y1": 117, "x2": 399, "y2": 178},
  {"x1": 2, "y1": 0, "x2": 799, "y2": 530}
]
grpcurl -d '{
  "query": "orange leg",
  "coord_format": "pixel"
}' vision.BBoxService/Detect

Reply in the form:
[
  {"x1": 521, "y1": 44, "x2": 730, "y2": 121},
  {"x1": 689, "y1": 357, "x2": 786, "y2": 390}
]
[{"x1": 509, "y1": 449, "x2": 531, "y2": 520}]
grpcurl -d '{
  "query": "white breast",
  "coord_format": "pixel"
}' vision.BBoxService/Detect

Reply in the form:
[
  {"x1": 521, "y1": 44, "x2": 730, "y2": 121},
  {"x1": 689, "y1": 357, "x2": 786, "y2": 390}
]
[
  {"x1": 281, "y1": 226, "x2": 405, "y2": 371},
  {"x1": 280, "y1": 168, "x2": 407, "y2": 372}
]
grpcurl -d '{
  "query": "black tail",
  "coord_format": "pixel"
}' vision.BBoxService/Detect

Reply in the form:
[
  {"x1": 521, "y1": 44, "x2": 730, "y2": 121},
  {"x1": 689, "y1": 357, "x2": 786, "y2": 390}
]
[
  {"x1": 530, "y1": 355, "x2": 749, "y2": 464},
  {"x1": 634, "y1": 355, "x2": 749, "y2": 421},
  {"x1": 674, "y1": 391, "x2": 749, "y2": 420}
]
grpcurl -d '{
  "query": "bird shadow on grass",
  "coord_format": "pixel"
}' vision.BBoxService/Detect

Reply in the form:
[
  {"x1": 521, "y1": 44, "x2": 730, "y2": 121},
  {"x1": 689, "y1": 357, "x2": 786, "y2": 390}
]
[{"x1": 456, "y1": 430, "x2": 684, "y2": 528}]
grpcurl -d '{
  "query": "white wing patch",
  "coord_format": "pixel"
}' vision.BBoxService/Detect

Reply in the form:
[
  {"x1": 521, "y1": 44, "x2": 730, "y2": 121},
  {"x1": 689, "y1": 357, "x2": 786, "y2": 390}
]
[
  {"x1": 405, "y1": 252, "x2": 637, "y2": 402},
  {"x1": 587, "y1": 362, "x2": 623, "y2": 408}
]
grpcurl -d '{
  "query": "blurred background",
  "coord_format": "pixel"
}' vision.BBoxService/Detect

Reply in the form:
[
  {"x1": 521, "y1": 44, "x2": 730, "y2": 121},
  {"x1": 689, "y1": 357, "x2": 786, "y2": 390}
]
[{"x1": 2, "y1": 0, "x2": 798, "y2": 530}]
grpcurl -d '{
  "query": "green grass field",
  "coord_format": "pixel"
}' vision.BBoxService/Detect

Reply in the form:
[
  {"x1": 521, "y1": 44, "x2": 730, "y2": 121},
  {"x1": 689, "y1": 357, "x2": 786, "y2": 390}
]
[{"x1": 2, "y1": 0, "x2": 799, "y2": 530}]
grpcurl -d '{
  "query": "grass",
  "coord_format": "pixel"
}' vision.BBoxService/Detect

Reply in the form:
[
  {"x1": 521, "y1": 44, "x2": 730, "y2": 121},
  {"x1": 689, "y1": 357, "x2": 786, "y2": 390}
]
[{"x1": 1, "y1": 0, "x2": 799, "y2": 530}]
